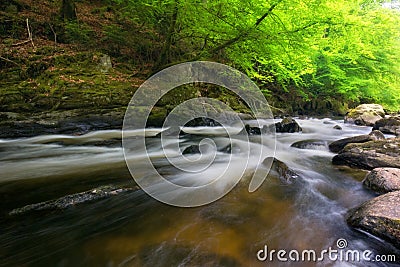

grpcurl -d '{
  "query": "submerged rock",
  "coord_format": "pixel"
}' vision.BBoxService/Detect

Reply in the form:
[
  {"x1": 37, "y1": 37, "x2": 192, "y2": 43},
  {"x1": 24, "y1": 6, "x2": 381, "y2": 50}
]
[
  {"x1": 291, "y1": 139, "x2": 328, "y2": 150},
  {"x1": 372, "y1": 117, "x2": 400, "y2": 136},
  {"x1": 345, "y1": 104, "x2": 385, "y2": 126},
  {"x1": 137, "y1": 241, "x2": 241, "y2": 267},
  {"x1": 328, "y1": 131, "x2": 385, "y2": 153},
  {"x1": 263, "y1": 157, "x2": 300, "y2": 184},
  {"x1": 363, "y1": 168, "x2": 400, "y2": 194},
  {"x1": 332, "y1": 138, "x2": 400, "y2": 170},
  {"x1": 275, "y1": 117, "x2": 302, "y2": 133},
  {"x1": 219, "y1": 144, "x2": 232, "y2": 153},
  {"x1": 155, "y1": 126, "x2": 183, "y2": 138},
  {"x1": 9, "y1": 185, "x2": 137, "y2": 216},
  {"x1": 346, "y1": 190, "x2": 400, "y2": 249},
  {"x1": 182, "y1": 144, "x2": 201, "y2": 154},
  {"x1": 184, "y1": 117, "x2": 221, "y2": 127}
]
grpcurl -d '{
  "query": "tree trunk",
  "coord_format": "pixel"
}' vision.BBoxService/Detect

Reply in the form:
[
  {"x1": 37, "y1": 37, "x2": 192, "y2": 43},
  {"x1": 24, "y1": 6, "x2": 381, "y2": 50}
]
[
  {"x1": 154, "y1": 0, "x2": 179, "y2": 71},
  {"x1": 61, "y1": 0, "x2": 77, "y2": 21}
]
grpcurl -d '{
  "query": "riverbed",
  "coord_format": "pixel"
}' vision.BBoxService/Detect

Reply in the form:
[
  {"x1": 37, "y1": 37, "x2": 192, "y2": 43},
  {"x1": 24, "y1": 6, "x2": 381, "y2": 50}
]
[{"x1": 1, "y1": 118, "x2": 399, "y2": 266}]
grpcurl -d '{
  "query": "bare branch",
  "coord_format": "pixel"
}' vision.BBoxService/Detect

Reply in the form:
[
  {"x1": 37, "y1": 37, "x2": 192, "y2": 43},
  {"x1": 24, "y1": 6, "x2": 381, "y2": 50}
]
[
  {"x1": 208, "y1": 1, "x2": 282, "y2": 55},
  {"x1": 255, "y1": 2, "x2": 281, "y2": 27},
  {"x1": 12, "y1": 18, "x2": 35, "y2": 49},
  {"x1": 26, "y1": 18, "x2": 35, "y2": 48},
  {"x1": 49, "y1": 24, "x2": 57, "y2": 46},
  {"x1": 12, "y1": 39, "x2": 31, "y2": 46},
  {"x1": 0, "y1": 56, "x2": 20, "y2": 66}
]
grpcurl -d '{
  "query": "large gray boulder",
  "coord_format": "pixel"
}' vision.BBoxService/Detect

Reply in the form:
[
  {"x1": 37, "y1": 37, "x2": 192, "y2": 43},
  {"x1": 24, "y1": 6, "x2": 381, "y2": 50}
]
[
  {"x1": 328, "y1": 130, "x2": 385, "y2": 153},
  {"x1": 363, "y1": 168, "x2": 400, "y2": 194},
  {"x1": 332, "y1": 138, "x2": 400, "y2": 170},
  {"x1": 372, "y1": 116, "x2": 400, "y2": 136},
  {"x1": 346, "y1": 191, "x2": 400, "y2": 249},
  {"x1": 329, "y1": 135, "x2": 373, "y2": 153},
  {"x1": 345, "y1": 104, "x2": 385, "y2": 126}
]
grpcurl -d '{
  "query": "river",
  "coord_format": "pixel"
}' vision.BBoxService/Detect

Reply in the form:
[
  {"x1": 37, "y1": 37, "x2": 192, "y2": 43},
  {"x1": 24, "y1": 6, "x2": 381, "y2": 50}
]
[{"x1": 1, "y1": 118, "x2": 399, "y2": 266}]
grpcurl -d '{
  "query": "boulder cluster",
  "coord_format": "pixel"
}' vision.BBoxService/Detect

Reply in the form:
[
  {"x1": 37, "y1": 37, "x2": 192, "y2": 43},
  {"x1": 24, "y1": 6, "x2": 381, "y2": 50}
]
[{"x1": 332, "y1": 104, "x2": 400, "y2": 249}]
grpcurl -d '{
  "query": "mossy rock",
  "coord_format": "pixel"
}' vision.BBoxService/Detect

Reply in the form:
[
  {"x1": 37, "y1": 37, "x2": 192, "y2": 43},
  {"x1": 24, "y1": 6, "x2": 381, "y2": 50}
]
[
  {"x1": 332, "y1": 138, "x2": 400, "y2": 170},
  {"x1": 345, "y1": 104, "x2": 385, "y2": 126},
  {"x1": 347, "y1": 190, "x2": 400, "y2": 249}
]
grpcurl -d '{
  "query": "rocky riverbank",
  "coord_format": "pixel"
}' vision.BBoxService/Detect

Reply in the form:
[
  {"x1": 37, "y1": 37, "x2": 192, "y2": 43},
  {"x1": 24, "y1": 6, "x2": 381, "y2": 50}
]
[{"x1": 329, "y1": 104, "x2": 400, "y2": 249}]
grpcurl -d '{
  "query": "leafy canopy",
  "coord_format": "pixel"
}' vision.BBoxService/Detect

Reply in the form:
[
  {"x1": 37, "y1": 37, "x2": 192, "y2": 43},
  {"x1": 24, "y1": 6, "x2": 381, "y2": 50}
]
[{"x1": 111, "y1": 0, "x2": 400, "y2": 111}]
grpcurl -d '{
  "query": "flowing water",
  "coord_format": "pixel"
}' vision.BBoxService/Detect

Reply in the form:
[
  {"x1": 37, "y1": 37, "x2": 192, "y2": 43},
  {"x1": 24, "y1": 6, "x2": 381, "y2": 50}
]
[{"x1": 1, "y1": 118, "x2": 399, "y2": 266}]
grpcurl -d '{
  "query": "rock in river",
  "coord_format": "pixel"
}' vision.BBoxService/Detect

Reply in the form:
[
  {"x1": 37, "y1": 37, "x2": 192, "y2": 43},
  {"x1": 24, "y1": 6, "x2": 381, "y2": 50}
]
[
  {"x1": 332, "y1": 138, "x2": 400, "y2": 170},
  {"x1": 240, "y1": 124, "x2": 263, "y2": 135},
  {"x1": 291, "y1": 139, "x2": 328, "y2": 150},
  {"x1": 346, "y1": 190, "x2": 400, "y2": 249},
  {"x1": 363, "y1": 168, "x2": 400, "y2": 194},
  {"x1": 328, "y1": 130, "x2": 385, "y2": 153},
  {"x1": 344, "y1": 104, "x2": 385, "y2": 126},
  {"x1": 263, "y1": 157, "x2": 300, "y2": 184},
  {"x1": 9, "y1": 185, "x2": 136, "y2": 216},
  {"x1": 372, "y1": 116, "x2": 400, "y2": 136},
  {"x1": 274, "y1": 117, "x2": 302, "y2": 133},
  {"x1": 182, "y1": 144, "x2": 201, "y2": 154}
]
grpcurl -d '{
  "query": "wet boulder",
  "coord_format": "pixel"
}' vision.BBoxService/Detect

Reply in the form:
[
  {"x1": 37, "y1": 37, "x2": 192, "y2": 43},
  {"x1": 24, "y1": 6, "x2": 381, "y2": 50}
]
[
  {"x1": 274, "y1": 117, "x2": 302, "y2": 133},
  {"x1": 263, "y1": 157, "x2": 300, "y2": 184},
  {"x1": 329, "y1": 135, "x2": 371, "y2": 153},
  {"x1": 0, "y1": 109, "x2": 125, "y2": 138},
  {"x1": 363, "y1": 168, "x2": 400, "y2": 194},
  {"x1": 346, "y1": 190, "x2": 400, "y2": 249},
  {"x1": 332, "y1": 138, "x2": 400, "y2": 170},
  {"x1": 333, "y1": 125, "x2": 342, "y2": 130},
  {"x1": 329, "y1": 130, "x2": 385, "y2": 153},
  {"x1": 372, "y1": 117, "x2": 400, "y2": 136},
  {"x1": 291, "y1": 139, "x2": 328, "y2": 150},
  {"x1": 238, "y1": 124, "x2": 266, "y2": 135},
  {"x1": 184, "y1": 117, "x2": 221, "y2": 127},
  {"x1": 9, "y1": 185, "x2": 137, "y2": 216},
  {"x1": 182, "y1": 144, "x2": 201, "y2": 154},
  {"x1": 245, "y1": 124, "x2": 262, "y2": 135},
  {"x1": 344, "y1": 104, "x2": 385, "y2": 126},
  {"x1": 369, "y1": 130, "x2": 386, "y2": 140}
]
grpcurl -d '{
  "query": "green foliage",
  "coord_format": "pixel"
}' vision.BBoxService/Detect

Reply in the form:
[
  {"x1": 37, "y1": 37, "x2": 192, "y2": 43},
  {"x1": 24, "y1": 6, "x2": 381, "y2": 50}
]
[
  {"x1": 64, "y1": 21, "x2": 93, "y2": 44},
  {"x1": 102, "y1": 0, "x2": 400, "y2": 110}
]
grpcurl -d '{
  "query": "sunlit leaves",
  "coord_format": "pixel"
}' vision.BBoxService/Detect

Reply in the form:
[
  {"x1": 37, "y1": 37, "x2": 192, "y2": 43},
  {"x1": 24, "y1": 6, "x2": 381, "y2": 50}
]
[{"x1": 111, "y1": 0, "x2": 400, "y2": 110}]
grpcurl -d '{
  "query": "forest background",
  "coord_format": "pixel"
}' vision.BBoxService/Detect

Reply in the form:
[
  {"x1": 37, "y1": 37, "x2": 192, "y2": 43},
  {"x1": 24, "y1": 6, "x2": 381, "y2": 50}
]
[{"x1": 1, "y1": 0, "x2": 400, "y2": 118}]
